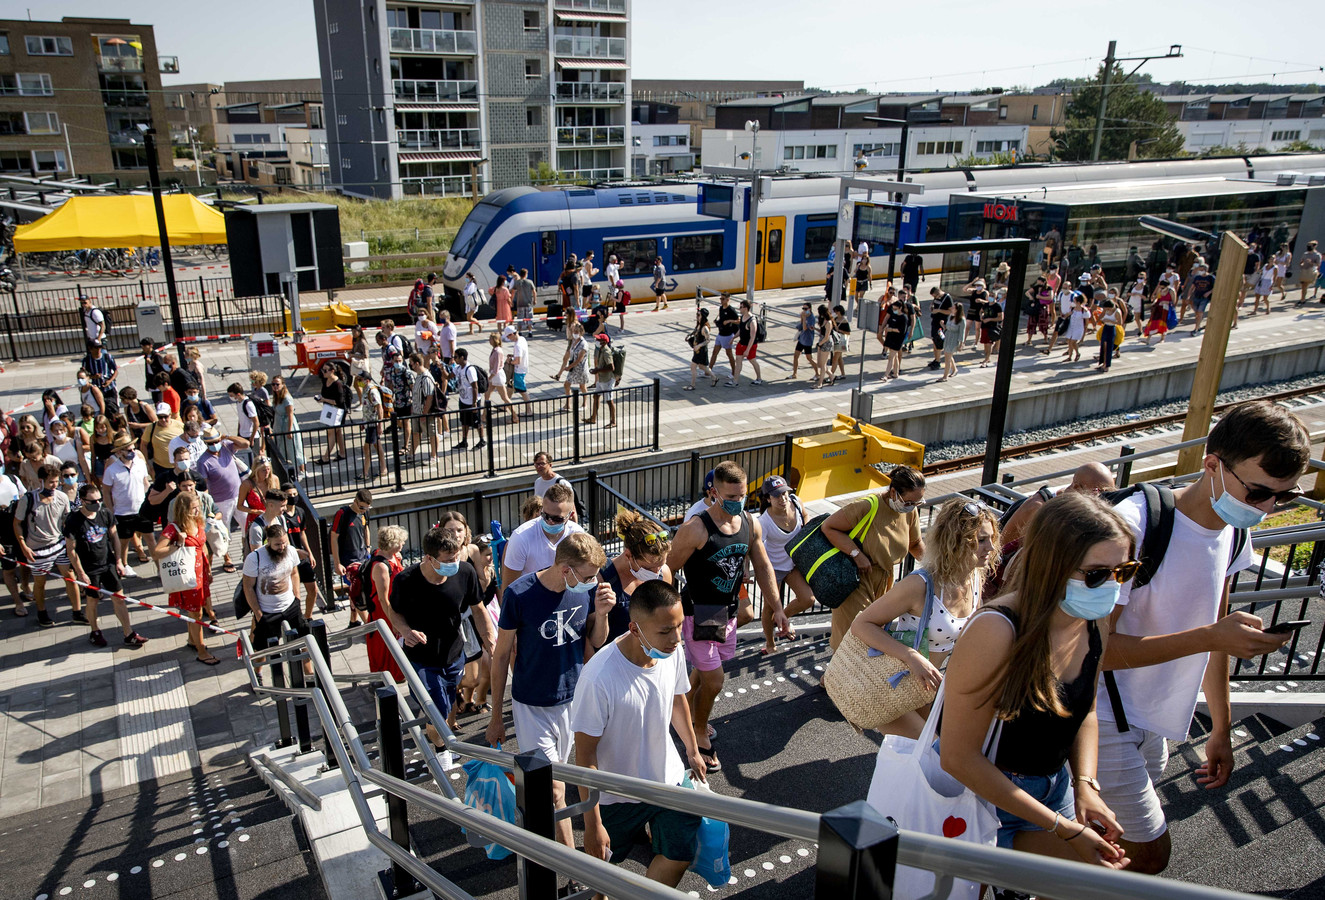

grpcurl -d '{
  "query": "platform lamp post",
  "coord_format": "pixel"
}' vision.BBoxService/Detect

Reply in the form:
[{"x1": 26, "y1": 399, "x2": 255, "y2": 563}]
[
  {"x1": 861, "y1": 113, "x2": 950, "y2": 285},
  {"x1": 1138, "y1": 216, "x2": 1246, "y2": 475},
  {"x1": 137, "y1": 124, "x2": 186, "y2": 345},
  {"x1": 902, "y1": 239, "x2": 1031, "y2": 486}
]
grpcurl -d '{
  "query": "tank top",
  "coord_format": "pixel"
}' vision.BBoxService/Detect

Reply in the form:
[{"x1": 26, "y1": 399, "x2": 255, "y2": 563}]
[
  {"x1": 758, "y1": 503, "x2": 804, "y2": 572},
  {"x1": 681, "y1": 510, "x2": 750, "y2": 616},
  {"x1": 892, "y1": 574, "x2": 980, "y2": 654},
  {"x1": 599, "y1": 559, "x2": 633, "y2": 641},
  {"x1": 984, "y1": 607, "x2": 1103, "y2": 776}
]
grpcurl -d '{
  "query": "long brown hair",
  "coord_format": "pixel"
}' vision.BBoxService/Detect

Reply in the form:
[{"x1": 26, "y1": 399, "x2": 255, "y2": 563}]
[{"x1": 982, "y1": 493, "x2": 1133, "y2": 720}]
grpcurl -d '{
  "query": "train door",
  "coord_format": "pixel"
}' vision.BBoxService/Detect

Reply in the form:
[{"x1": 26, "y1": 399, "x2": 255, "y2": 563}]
[
  {"x1": 533, "y1": 228, "x2": 562, "y2": 287},
  {"x1": 755, "y1": 216, "x2": 786, "y2": 290}
]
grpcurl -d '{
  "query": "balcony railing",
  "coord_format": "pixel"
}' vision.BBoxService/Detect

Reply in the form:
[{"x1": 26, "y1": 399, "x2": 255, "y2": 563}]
[
  {"x1": 556, "y1": 125, "x2": 625, "y2": 147},
  {"x1": 388, "y1": 27, "x2": 477, "y2": 55},
  {"x1": 98, "y1": 55, "x2": 143, "y2": 72},
  {"x1": 552, "y1": 35, "x2": 626, "y2": 58},
  {"x1": 555, "y1": 0, "x2": 627, "y2": 12},
  {"x1": 558, "y1": 167, "x2": 625, "y2": 182},
  {"x1": 107, "y1": 129, "x2": 149, "y2": 145},
  {"x1": 102, "y1": 91, "x2": 151, "y2": 108},
  {"x1": 393, "y1": 79, "x2": 479, "y2": 103},
  {"x1": 554, "y1": 81, "x2": 625, "y2": 103},
  {"x1": 401, "y1": 175, "x2": 473, "y2": 197},
  {"x1": 396, "y1": 128, "x2": 482, "y2": 150}
]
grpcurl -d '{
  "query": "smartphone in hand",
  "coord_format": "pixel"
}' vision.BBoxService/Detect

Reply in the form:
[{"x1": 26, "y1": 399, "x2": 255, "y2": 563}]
[{"x1": 1263, "y1": 620, "x2": 1311, "y2": 635}]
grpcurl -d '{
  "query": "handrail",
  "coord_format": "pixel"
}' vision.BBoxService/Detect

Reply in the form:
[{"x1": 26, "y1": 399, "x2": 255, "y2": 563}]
[
  {"x1": 255, "y1": 753, "x2": 323, "y2": 810},
  {"x1": 1002, "y1": 436, "x2": 1209, "y2": 489}
]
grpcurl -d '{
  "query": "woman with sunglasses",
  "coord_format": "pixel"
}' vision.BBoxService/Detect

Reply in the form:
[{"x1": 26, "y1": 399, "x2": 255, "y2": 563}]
[
  {"x1": 587, "y1": 509, "x2": 673, "y2": 653},
  {"x1": 937, "y1": 492, "x2": 1133, "y2": 870},
  {"x1": 757, "y1": 476, "x2": 817, "y2": 655},
  {"x1": 848, "y1": 497, "x2": 1000, "y2": 737}
]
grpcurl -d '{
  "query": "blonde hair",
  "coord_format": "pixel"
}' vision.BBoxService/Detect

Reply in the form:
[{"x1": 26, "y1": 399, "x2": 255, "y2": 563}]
[
  {"x1": 520, "y1": 495, "x2": 543, "y2": 522},
  {"x1": 617, "y1": 508, "x2": 669, "y2": 561},
  {"x1": 488, "y1": 332, "x2": 502, "y2": 348},
  {"x1": 377, "y1": 524, "x2": 408, "y2": 552},
  {"x1": 554, "y1": 532, "x2": 607, "y2": 569},
  {"x1": 249, "y1": 370, "x2": 268, "y2": 387},
  {"x1": 186, "y1": 346, "x2": 201, "y2": 361},
  {"x1": 920, "y1": 498, "x2": 1000, "y2": 591},
  {"x1": 170, "y1": 491, "x2": 203, "y2": 533}
]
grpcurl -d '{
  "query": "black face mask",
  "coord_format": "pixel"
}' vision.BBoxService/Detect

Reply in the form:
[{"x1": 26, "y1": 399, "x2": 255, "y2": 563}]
[
  {"x1": 39, "y1": 487, "x2": 54, "y2": 497},
  {"x1": 83, "y1": 500, "x2": 101, "y2": 513}
]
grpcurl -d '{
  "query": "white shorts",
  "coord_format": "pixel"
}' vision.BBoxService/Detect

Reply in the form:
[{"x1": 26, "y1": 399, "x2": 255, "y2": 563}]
[
  {"x1": 1129, "y1": 295, "x2": 1142, "y2": 313},
  {"x1": 216, "y1": 497, "x2": 239, "y2": 533},
  {"x1": 511, "y1": 700, "x2": 573, "y2": 763},
  {"x1": 1095, "y1": 723, "x2": 1170, "y2": 843}
]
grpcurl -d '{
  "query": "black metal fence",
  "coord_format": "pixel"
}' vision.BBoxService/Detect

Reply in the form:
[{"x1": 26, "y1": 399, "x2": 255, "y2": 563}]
[
  {"x1": 1229, "y1": 527, "x2": 1325, "y2": 682},
  {"x1": 271, "y1": 380, "x2": 661, "y2": 501}
]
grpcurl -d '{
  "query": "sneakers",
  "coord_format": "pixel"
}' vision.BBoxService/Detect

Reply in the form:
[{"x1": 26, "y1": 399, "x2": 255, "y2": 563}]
[
  {"x1": 123, "y1": 632, "x2": 149, "y2": 647},
  {"x1": 452, "y1": 441, "x2": 468, "y2": 450},
  {"x1": 121, "y1": 565, "x2": 138, "y2": 578},
  {"x1": 927, "y1": 359, "x2": 942, "y2": 369},
  {"x1": 89, "y1": 629, "x2": 108, "y2": 647},
  {"x1": 36, "y1": 611, "x2": 54, "y2": 628},
  {"x1": 724, "y1": 380, "x2": 736, "y2": 387},
  {"x1": 751, "y1": 379, "x2": 764, "y2": 385},
  {"x1": 473, "y1": 439, "x2": 487, "y2": 450},
  {"x1": 71, "y1": 610, "x2": 89, "y2": 625}
]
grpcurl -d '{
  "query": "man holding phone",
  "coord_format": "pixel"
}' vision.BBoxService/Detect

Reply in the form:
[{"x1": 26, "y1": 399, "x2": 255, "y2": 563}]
[{"x1": 1096, "y1": 400, "x2": 1311, "y2": 876}]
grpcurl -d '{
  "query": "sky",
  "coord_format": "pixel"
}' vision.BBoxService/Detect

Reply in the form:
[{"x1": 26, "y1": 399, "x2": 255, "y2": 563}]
[{"x1": 4, "y1": 0, "x2": 1322, "y2": 92}]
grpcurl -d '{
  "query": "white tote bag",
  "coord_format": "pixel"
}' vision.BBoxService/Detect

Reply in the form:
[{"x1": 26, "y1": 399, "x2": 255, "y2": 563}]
[
  {"x1": 865, "y1": 682, "x2": 1001, "y2": 900},
  {"x1": 205, "y1": 518, "x2": 230, "y2": 560},
  {"x1": 319, "y1": 403, "x2": 345, "y2": 427},
  {"x1": 159, "y1": 544, "x2": 199, "y2": 594}
]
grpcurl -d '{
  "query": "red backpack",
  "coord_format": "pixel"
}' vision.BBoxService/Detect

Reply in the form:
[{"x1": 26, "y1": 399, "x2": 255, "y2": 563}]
[
  {"x1": 407, "y1": 281, "x2": 425, "y2": 318},
  {"x1": 345, "y1": 555, "x2": 377, "y2": 611}
]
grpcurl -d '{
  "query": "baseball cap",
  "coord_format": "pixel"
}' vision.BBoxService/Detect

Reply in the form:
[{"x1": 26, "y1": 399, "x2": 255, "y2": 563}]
[
  {"x1": 760, "y1": 475, "x2": 790, "y2": 497},
  {"x1": 703, "y1": 469, "x2": 715, "y2": 493},
  {"x1": 595, "y1": 333, "x2": 610, "y2": 342},
  {"x1": 503, "y1": 325, "x2": 516, "y2": 336},
  {"x1": 155, "y1": 402, "x2": 172, "y2": 416},
  {"x1": 1078, "y1": 273, "x2": 1091, "y2": 283}
]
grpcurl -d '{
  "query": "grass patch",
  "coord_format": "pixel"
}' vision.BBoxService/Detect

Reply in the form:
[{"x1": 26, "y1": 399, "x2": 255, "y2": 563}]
[
  {"x1": 1255, "y1": 504, "x2": 1322, "y2": 570},
  {"x1": 255, "y1": 190, "x2": 473, "y2": 249}
]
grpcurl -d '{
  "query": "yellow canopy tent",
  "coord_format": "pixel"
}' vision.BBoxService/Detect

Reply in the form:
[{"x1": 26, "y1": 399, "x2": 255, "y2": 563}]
[{"x1": 12, "y1": 194, "x2": 227, "y2": 252}]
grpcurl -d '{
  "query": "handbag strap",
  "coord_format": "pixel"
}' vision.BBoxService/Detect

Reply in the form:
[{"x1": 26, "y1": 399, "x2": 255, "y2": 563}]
[
  {"x1": 847, "y1": 493, "x2": 880, "y2": 543},
  {"x1": 910, "y1": 568, "x2": 937, "y2": 652},
  {"x1": 911, "y1": 608, "x2": 1013, "y2": 762}
]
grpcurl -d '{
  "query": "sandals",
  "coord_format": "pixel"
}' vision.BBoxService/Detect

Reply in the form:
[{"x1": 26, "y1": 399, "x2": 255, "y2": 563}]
[
  {"x1": 223, "y1": 562, "x2": 236, "y2": 574},
  {"x1": 196, "y1": 654, "x2": 221, "y2": 666}
]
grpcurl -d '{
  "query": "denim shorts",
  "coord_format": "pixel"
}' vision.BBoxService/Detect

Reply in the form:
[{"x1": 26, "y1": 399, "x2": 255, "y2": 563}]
[{"x1": 996, "y1": 763, "x2": 1076, "y2": 849}]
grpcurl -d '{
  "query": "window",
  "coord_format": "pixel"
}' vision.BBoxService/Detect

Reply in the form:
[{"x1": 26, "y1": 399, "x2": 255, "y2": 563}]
[
  {"x1": 112, "y1": 147, "x2": 147, "y2": 168},
  {"x1": 0, "y1": 150, "x2": 27, "y2": 172},
  {"x1": 25, "y1": 35, "x2": 73, "y2": 56},
  {"x1": 0, "y1": 34, "x2": 9, "y2": 55},
  {"x1": 24, "y1": 111, "x2": 58, "y2": 134},
  {"x1": 1272, "y1": 130, "x2": 1302, "y2": 142},
  {"x1": 802, "y1": 213, "x2": 835, "y2": 261},
  {"x1": 0, "y1": 73, "x2": 53, "y2": 96},
  {"x1": 672, "y1": 233, "x2": 723, "y2": 271},
  {"x1": 31, "y1": 149, "x2": 66, "y2": 172},
  {"x1": 525, "y1": 58, "x2": 541, "y2": 78},
  {"x1": 998, "y1": 105, "x2": 1008, "y2": 119},
  {"x1": 602, "y1": 238, "x2": 657, "y2": 276},
  {"x1": 524, "y1": 10, "x2": 540, "y2": 30},
  {"x1": 1032, "y1": 104, "x2": 1039, "y2": 121},
  {"x1": 852, "y1": 142, "x2": 898, "y2": 157},
  {"x1": 526, "y1": 106, "x2": 542, "y2": 127},
  {"x1": 341, "y1": 157, "x2": 351, "y2": 169},
  {"x1": 328, "y1": 21, "x2": 339, "y2": 34},
  {"x1": 527, "y1": 149, "x2": 545, "y2": 172},
  {"x1": 0, "y1": 112, "x2": 22, "y2": 134},
  {"x1": 917, "y1": 140, "x2": 962, "y2": 155}
]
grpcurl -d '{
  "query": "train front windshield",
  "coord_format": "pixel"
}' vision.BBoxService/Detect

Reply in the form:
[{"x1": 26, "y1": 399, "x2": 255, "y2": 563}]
[{"x1": 447, "y1": 202, "x2": 499, "y2": 272}]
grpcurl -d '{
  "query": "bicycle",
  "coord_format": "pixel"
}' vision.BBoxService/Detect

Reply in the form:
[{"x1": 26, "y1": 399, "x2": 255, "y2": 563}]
[{"x1": 201, "y1": 243, "x2": 229, "y2": 261}]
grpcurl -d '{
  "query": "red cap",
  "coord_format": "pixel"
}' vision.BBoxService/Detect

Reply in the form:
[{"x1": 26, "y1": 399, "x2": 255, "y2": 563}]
[{"x1": 595, "y1": 333, "x2": 610, "y2": 342}]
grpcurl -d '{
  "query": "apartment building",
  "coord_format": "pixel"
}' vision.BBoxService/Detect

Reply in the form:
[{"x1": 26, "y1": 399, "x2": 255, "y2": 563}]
[
  {"x1": 632, "y1": 78, "x2": 806, "y2": 161},
  {"x1": 1159, "y1": 93, "x2": 1325, "y2": 153},
  {"x1": 630, "y1": 100, "x2": 692, "y2": 176},
  {"x1": 0, "y1": 16, "x2": 174, "y2": 181},
  {"x1": 314, "y1": 0, "x2": 632, "y2": 200}
]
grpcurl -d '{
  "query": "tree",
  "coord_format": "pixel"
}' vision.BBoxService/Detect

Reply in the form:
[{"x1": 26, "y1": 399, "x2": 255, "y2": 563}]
[{"x1": 1050, "y1": 63, "x2": 1185, "y2": 161}]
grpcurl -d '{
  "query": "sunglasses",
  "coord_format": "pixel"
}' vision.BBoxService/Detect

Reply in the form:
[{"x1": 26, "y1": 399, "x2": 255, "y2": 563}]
[
  {"x1": 542, "y1": 511, "x2": 568, "y2": 525},
  {"x1": 640, "y1": 530, "x2": 670, "y2": 548},
  {"x1": 1077, "y1": 560, "x2": 1141, "y2": 589},
  {"x1": 960, "y1": 500, "x2": 989, "y2": 518},
  {"x1": 1219, "y1": 458, "x2": 1304, "y2": 507}
]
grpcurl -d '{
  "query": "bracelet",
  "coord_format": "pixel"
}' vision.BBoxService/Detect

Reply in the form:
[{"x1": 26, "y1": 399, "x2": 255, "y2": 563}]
[
  {"x1": 1049, "y1": 813, "x2": 1061, "y2": 836},
  {"x1": 1065, "y1": 824, "x2": 1089, "y2": 841}
]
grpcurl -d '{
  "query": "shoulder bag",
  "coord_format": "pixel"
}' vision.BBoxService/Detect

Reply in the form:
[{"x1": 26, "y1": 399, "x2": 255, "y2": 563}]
[{"x1": 787, "y1": 494, "x2": 879, "y2": 609}]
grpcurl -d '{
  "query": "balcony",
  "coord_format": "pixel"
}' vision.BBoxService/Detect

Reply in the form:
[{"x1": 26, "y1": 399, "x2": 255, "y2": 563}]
[
  {"x1": 401, "y1": 175, "x2": 473, "y2": 197},
  {"x1": 556, "y1": 125, "x2": 625, "y2": 147},
  {"x1": 554, "y1": 81, "x2": 625, "y2": 104},
  {"x1": 388, "y1": 27, "x2": 477, "y2": 55},
  {"x1": 102, "y1": 90, "x2": 151, "y2": 108},
  {"x1": 553, "y1": 34, "x2": 625, "y2": 58},
  {"x1": 560, "y1": 166, "x2": 625, "y2": 182},
  {"x1": 98, "y1": 55, "x2": 143, "y2": 72},
  {"x1": 555, "y1": 0, "x2": 627, "y2": 12},
  {"x1": 108, "y1": 129, "x2": 149, "y2": 145},
  {"x1": 396, "y1": 127, "x2": 481, "y2": 150},
  {"x1": 393, "y1": 79, "x2": 479, "y2": 103}
]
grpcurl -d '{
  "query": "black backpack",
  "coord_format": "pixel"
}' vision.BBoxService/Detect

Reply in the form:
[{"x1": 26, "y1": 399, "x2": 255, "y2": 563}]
[
  {"x1": 1100, "y1": 482, "x2": 1249, "y2": 732},
  {"x1": 250, "y1": 396, "x2": 277, "y2": 429},
  {"x1": 468, "y1": 364, "x2": 488, "y2": 395},
  {"x1": 754, "y1": 314, "x2": 767, "y2": 344}
]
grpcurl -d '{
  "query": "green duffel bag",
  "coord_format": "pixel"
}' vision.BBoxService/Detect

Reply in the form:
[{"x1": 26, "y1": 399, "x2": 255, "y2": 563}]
[{"x1": 787, "y1": 493, "x2": 879, "y2": 609}]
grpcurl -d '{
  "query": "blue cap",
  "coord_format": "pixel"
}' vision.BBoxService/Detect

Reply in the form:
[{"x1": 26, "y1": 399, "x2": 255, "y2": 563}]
[{"x1": 703, "y1": 469, "x2": 715, "y2": 493}]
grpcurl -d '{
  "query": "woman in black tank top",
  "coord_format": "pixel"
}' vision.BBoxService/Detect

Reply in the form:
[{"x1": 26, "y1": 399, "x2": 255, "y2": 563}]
[{"x1": 936, "y1": 493, "x2": 1136, "y2": 870}]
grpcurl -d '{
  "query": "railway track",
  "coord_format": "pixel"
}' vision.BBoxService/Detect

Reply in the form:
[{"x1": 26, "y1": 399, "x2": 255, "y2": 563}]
[{"x1": 921, "y1": 383, "x2": 1325, "y2": 477}]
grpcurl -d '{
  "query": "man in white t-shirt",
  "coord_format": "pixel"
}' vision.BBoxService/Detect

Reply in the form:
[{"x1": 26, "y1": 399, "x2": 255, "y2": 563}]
[
  {"x1": 243, "y1": 521, "x2": 306, "y2": 677},
  {"x1": 532, "y1": 451, "x2": 572, "y2": 499},
  {"x1": 572, "y1": 580, "x2": 706, "y2": 888},
  {"x1": 681, "y1": 469, "x2": 717, "y2": 523},
  {"x1": 1096, "y1": 400, "x2": 1309, "y2": 875},
  {"x1": 451, "y1": 347, "x2": 485, "y2": 451},
  {"x1": 503, "y1": 325, "x2": 531, "y2": 415},
  {"x1": 499, "y1": 481, "x2": 582, "y2": 589},
  {"x1": 437, "y1": 311, "x2": 459, "y2": 362},
  {"x1": 227, "y1": 382, "x2": 262, "y2": 460},
  {"x1": 79, "y1": 294, "x2": 106, "y2": 349}
]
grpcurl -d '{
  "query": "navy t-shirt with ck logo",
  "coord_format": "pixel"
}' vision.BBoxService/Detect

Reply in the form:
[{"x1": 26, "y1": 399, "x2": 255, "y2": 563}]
[{"x1": 499, "y1": 571, "x2": 589, "y2": 707}]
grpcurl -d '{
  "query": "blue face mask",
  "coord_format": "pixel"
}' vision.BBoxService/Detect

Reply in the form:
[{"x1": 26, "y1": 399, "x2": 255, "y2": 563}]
[
  {"x1": 564, "y1": 569, "x2": 597, "y2": 597},
  {"x1": 720, "y1": 499, "x2": 744, "y2": 516},
  {"x1": 635, "y1": 628, "x2": 673, "y2": 660},
  {"x1": 433, "y1": 560, "x2": 459, "y2": 578},
  {"x1": 1210, "y1": 461, "x2": 1267, "y2": 529},
  {"x1": 540, "y1": 518, "x2": 565, "y2": 537},
  {"x1": 1059, "y1": 578, "x2": 1120, "y2": 620}
]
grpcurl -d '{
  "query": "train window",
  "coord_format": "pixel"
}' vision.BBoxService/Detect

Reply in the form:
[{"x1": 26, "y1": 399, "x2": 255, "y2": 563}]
[
  {"x1": 924, "y1": 215, "x2": 948, "y2": 243},
  {"x1": 803, "y1": 214, "x2": 836, "y2": 261},
  {"x1": 673, "y1": 233, "x2": 724, "y2": 271},
  {"x1": 767, "y1": 229, "x2": 783, "y2": 264},
  {"x1": 603, "y1": 238, "x2": 657, "y2": 276},
  {"x1": 541, "y1": 231, "x2": 556, "y2": 255}
]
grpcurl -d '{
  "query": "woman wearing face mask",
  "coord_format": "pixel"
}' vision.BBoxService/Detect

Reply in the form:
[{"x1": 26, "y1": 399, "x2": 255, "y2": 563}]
[
  {"x1": 77, "y1": 369, "x2": 105, "y2": 418},
  {"x1": 936, "y1": 493, "x2": 1132, "y2": 870},
  {"x1": 848, "y1": 498, "x2": 1000, "y2": 738},
  {"x1": 757, "y1": 476, "x2": 817, "y2": 655},
  {"x1": 818, "y1": 466, "x2": 927, "y2": 653},
  {"x1": 41, "y1": 391, "x2": 69, "y2": 444},
  {"x1": 90, "y1": 415, "x2": 114, "y2": 486},
  {"x1": 47, "y1": 418, "x2": 90, "y2": 485},
  {"x1": 588, "y1": 509, "x2": 674, "y2": 654},
  {"x1": 184, "y1": 346, "x2": 207, "y2": 400},
  {"x1": 438, "y1": 511, "x2": 496, "y2": 718},
  {"x1": 880, "y1": 300, "x2": 908, "y2": 380}
]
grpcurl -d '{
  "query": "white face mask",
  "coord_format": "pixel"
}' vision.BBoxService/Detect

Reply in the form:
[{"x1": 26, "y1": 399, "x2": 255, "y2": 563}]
[{"x1": 629, "y1": 561, "x2": 663, "y2": 583}]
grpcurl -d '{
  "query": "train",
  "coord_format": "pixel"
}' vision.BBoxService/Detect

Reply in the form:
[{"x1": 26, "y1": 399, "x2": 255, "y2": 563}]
[{"x1": 440, "y1": 154, "x2": 1325, "y2": 305}]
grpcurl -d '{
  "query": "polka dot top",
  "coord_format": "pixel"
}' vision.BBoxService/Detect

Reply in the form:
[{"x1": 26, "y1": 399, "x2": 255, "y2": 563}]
[{"x1": 892, "y1": 574, "x2": 980, "y2": 654}]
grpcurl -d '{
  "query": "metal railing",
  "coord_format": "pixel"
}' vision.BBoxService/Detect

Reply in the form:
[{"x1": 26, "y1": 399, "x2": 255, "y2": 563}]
[
  {"x1": 395, "y1": 127, "x2": 481, "y2": 150},
  {"x1": 98, "y1": 55, "x2": 143, "y2": 72},
  {"x1": 392, "y1": 78, "x2": 479, "y2": 103},
  {"x1": 555, "y1": 125, "x2": 625, "y2": 147},
  {"x1": 552, "y1": 34, "x2": 626, "y2": 58},
  {"x1": 387, "y1": 27, "x2": 478, "y2": 55},
  {"x1": 554, "y1": 81, "x2": 625, "y2": 103},
  {"x1": 556, "y1": 166, "x2": 625, "y2": 182},
  {"x1": 554, "y1": 0, "x2": 627, "y2": 11},
  {"x1": 400, "y1": 175, "x2": 473, "y2": 197}
]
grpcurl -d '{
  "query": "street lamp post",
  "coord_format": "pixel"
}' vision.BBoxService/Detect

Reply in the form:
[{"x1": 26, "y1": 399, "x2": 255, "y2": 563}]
[
  {"x1": 188, "y1": 127, "x2": 202, "y2": 187},
  {"x1": 139, "y1": 126, "x2": 185, "y2": 344},
  {"x1": 862, "y1": 114, "x2": 950, "y2": 285}
]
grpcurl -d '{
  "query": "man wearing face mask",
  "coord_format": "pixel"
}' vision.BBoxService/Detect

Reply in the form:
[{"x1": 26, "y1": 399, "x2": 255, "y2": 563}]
[
  {"x1": 168, "y1": 418, "x2": 207, "y2": 471},
  {"x1": 572, "y1": 580, "x2": 707, "y2": 888},
  {"x1": 818, "y1": 465, "x2": 926, "y2": 654},
  {"x1": 498, "y1": 481, "x2": 583, "y2": 591},
  {"x1": 181, "y1": 386, "x2": 217, "y2": 428},
  {"x1": 388, "y1": 528, "x2": 493, "y2": 729},
  {"x1": 1096, "y1": 401, "x2": 1311, "y2": 877},
  {"x1": 64, "y1": 483, "x2": 146, "y2": 648},
  {"x1": 102, "y1": 433, "x2": 152, "y2": 574},
  {"x1": 15, "y1": 465, "x2": 80, "y2": 629},
  {"x1": 487, "y1": 533, "x2": 614, "y2": 855}
]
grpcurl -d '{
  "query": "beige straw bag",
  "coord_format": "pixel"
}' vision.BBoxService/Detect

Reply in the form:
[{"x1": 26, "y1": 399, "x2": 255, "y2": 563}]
[{"x1": 825, "y1": 569, "x2": 939, "y2": 732}]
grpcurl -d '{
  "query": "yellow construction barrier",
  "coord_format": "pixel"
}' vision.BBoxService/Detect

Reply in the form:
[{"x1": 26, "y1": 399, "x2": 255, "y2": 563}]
[
  {"x1": 786, "y1": 414, "x2": 924, "y2": 502},
  {"x1": 284, "y1": 300, "x2": 358, "y2": 333}
]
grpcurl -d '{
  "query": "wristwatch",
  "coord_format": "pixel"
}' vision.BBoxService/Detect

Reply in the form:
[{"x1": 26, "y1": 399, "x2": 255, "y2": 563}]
[
  {"x1": 849, "y1": 549, "x2": 860, "y2": 559},
  {"x1": 1074, "y1": 774, "x2": 1101, "y2": 792}
]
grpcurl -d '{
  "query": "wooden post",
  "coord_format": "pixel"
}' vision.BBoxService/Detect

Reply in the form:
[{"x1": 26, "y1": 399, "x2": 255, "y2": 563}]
[{"x1": 1175, "y1": 232, "x2": 1248, "y2": 475}]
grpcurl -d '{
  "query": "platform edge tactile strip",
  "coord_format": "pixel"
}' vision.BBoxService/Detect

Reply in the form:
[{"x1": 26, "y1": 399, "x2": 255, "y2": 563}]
[{"x1": 114, "y1": 660, "x2": 200, "y2": 788}]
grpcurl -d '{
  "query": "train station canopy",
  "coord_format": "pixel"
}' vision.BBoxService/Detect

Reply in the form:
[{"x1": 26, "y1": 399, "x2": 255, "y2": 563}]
[{"x1": 12, "y1": 194, "x2": 227, "y2": 252}]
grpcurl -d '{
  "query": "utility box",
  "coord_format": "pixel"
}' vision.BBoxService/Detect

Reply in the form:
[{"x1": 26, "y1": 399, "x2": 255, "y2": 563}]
[
  {"x1": 135, "y1": 299, "x2": 167, "y2": 345},
  {"x1": 225, "y1": 203, "x2": 345, "y2": 298},
  {"x1": 343, "y1": 240, "x2": 369, "y2": 273},
  {"x1": 247, "y1": 332, "x2": 283, "y2": 382}
]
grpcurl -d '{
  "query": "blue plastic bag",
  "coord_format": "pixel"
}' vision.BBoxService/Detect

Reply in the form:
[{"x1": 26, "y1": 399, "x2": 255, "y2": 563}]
[
  {"x1": 683, "y1": 773, "x2": 731, "y2": 888},
  {"x1": 461, "y1": 753, "x2": 516, "y2": 860}
]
